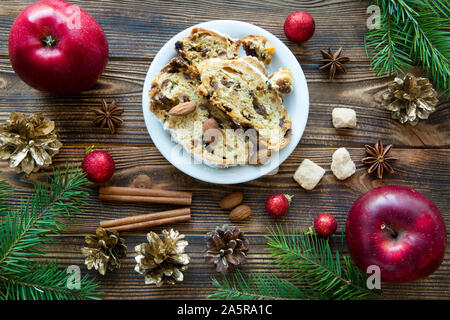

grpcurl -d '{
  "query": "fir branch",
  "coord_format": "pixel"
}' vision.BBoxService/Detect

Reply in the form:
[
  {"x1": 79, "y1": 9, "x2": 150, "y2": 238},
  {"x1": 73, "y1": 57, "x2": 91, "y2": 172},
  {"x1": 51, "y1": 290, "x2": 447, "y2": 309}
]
[
  {"x1": 266, "y1": 226, "x2": 380, "y2": 300},
  {"x1": 209, "y1": 270, "x2": 322, "y2": 300},
  {"x1": 210, "y1": 226, "x2": 382, "y2": 300},
  {"x1": 0, "y1": 164, "x2": 88, "y2": 273},
  {"x1": 364, "y1": 15, "x2": 413, "y2": 76},
  {"x1": 0, "y1": 164, "x2": 101, "y2": 300},
  {"x1": 364, "y1": 0, "x2": 450, "y2": 95},
  {"x1": 0, "y1": 175, "x2": 12, "y2": 216},
  {"x1": 0, "y1": 262, "x2": 101, "y2": 300}
]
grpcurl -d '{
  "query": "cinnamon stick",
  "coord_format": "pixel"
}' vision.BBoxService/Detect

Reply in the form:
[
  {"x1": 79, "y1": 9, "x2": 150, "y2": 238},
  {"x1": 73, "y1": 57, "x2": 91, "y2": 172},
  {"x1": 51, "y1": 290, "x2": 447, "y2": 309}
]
[
  {"x1": 100, "y1": 207, "x2": 190, "y2": 228},
  {"x1": 99, "y1": 194, "x2": 191, "y2": 205},
  {"x1": 99, "y1": 186, "x2": 192, "y2": 206},
  {"x1": 104, "y1": 215, "x2": 191, "y2": 232},
  {"x1": 100, "y1": 186, "x2": 192, "y2": 198}
]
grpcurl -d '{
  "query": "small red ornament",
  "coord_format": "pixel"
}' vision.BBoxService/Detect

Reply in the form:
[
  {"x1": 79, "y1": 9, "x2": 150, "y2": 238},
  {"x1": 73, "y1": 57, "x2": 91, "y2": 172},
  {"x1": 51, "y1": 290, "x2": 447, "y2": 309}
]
[
  {"x1": 314, "y1": 213, "x2": 337, "y2": 237},
  {"x1": 82, "y1": 150, "x2": 115, "y2": 183},
  {"x1": 265, "y1": 193, "x2": 292, "y2": 217},
  {"x1": 284, "y1": 11, "x2": 315, "y2": 43}
]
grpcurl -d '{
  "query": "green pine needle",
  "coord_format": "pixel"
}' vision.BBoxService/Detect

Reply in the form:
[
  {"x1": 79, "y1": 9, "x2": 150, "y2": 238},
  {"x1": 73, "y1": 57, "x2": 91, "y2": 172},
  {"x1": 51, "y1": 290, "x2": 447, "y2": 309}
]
[
  {"x1": 0, "y1": 176, "x2": 12, "y2": 216},
  {"x1": 0, "y1": 164, "x2": 101, "y2": 300},
  {"x1": 364, "y1": 0, "x2": 450, "y2": 95},
  {"x1": 209, "y1": 270, "x2": 322, "y2": 300},
  {"x1": 266, "y1": 226, "x2": 381, "y2": 300},
  {"x1": 0, "y1": 262, "x2": 101, "y2": 300},
  {"x1": 210, "y1": 226, "x2": 382, "y2": 300}
]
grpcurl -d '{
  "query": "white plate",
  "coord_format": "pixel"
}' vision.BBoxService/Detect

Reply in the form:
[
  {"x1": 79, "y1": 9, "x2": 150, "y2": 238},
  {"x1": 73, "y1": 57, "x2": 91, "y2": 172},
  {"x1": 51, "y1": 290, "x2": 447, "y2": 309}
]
[{"x1": 142, "y1": 20, "x2": 309, "y2": 184}]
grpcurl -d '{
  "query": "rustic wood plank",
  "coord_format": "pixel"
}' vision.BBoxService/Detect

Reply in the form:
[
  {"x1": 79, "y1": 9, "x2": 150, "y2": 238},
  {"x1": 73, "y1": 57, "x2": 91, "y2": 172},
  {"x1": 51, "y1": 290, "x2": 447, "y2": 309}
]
[
  {"x1": 43, "y1": 235, "x2": 450, "y2": 299},
  {"x1": 0, "y1": 0, "x2": 448, "y2": 301},
  {"x1": 1, "y1": 146, "x2": 448, "y2": 235},
  {"x1": 0, "y1": 59, "x2": 448, "y2": 148},
  {"x1": 0, "y1": 0, "x2": 373, "y2": 61}
]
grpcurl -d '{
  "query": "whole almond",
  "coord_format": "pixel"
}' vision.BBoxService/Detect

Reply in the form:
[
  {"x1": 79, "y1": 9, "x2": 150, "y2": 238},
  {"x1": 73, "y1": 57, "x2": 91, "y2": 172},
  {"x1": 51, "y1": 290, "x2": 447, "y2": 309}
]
[
  {"x1": 229, "y1": 204, "x2": 252, "y2": 221},
  {"x1": 168, "y1": 101, "x2": 196, "y2": 116},
  {"x1": 219, "y1": 192, "x2": 244, "y2": 209},
  {"x1": 203, "y1": 118, "x2": 219, "y2": 132}
]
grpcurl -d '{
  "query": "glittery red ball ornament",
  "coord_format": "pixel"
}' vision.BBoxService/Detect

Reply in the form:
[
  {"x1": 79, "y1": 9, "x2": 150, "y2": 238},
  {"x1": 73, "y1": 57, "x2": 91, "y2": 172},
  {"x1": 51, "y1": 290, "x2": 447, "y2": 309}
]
[
  {"x1": 284, "y1": 11, "x2": 315, "y2": 43},
  {"x1": 265, "y1": 194, "x2": 292, "y2": 217},
  {"x1": 82, "y1": 150, "x2": 115, "y2": 183},
  {"x1": 314, "y1": 213, "x2": 337, "y2": 237}
]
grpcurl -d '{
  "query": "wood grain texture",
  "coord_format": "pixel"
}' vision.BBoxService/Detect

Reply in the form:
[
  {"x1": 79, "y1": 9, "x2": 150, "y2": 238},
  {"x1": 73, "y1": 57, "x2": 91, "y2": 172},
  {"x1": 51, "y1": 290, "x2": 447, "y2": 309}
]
[
  {"x1": 0, "y1": 59, "x2": 448, "y2": 147},
  {"x1": 0, "y1": 0, "x2": 448, "y2": 300},
  {"x1": 0, "y1": 0, "x2": 374, "y2": 61},
  {"x1": 1, "y1": 146, "x2": 448, "y2": 235},
  {"x1": 44, "y1": 235, "x2": 450, "y2": 299}
]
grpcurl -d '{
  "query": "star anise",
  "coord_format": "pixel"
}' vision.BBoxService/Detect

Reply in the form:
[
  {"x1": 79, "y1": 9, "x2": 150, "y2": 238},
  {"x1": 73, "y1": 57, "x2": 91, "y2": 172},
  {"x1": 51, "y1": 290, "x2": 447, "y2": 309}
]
[
  {"x1": 362, "y1": 140, "x2": 397, "y2": 179},
  {"x1": 319, "y1": 47, "x2": 350, "y2": 80},
  {"x1": 93, "y1": 100, "x2": 124, "y2": 134}
]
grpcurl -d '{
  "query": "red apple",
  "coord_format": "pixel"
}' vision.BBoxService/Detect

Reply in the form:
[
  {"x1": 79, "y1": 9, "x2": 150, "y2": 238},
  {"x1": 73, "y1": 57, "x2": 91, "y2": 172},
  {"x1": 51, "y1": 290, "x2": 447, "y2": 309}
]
[
  {"x1": 8, "y1": 0, "x2": 108, "y2": 95},
  {"x1": 346, "y1": 185, "x2": 446, "y2": 283}
]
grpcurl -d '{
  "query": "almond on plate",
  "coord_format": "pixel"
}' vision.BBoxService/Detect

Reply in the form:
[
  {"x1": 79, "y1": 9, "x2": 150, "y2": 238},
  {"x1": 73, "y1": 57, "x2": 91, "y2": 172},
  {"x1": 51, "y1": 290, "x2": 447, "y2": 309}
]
[{"x1": 168, "y1": 101, "x2": 196, "y2": 116}]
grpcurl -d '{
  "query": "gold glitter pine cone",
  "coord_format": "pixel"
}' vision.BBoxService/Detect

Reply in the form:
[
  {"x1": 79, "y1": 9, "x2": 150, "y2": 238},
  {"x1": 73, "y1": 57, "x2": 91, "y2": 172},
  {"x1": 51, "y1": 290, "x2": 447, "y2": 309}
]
[
  {"x1": 0, "y1": 113, "x2": 62, "y2": 174},
  {"x1": 381, "y1": 73, "x2": 439, "y2": 125},
  {"x1": 134, "y1": 229, "x2": 190, "y2": 287},
  {"x1": 81, "y1": 227, "x2": 127, "y2": 276},
  {"x1": 204, "y1": 225, "x2": 249, "y2": 273}
]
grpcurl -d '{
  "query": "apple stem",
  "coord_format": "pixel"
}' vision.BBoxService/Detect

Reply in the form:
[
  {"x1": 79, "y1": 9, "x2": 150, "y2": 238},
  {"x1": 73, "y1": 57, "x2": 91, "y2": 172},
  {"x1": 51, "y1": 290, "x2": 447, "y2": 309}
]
[
  {"x1": 381, "y1": 224, "x2": 398, "y2": 238},
  {"x1": 41, "y1": 35, "x2": 58, "y2": 48}
]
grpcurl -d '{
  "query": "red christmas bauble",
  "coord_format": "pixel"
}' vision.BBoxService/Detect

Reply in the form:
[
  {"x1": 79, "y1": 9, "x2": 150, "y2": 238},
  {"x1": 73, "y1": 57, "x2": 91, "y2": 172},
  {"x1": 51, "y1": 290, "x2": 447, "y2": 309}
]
[
  {"x1": 82, "y1": 150, "x2": 115, "y2": 183},
  {"x1": 265, "y1": 194, "x2": 292, "y2": 217},
  {"x1": 284, "y1": 11, "x2": 315, "y2": 43},
  {"x1": 314, "y1": 213, "x2": 337, "y2": 237}
]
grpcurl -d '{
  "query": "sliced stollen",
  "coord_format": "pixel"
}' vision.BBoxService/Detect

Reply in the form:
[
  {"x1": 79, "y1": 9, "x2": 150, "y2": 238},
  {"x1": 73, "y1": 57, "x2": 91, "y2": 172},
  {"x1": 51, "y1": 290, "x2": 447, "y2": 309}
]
[
  {"x1": 149, "y1": 57, "x2": 258, "y2": 167},
  {"x1": 197, "y1": 58, "x2": 293, "y2": 151},
  {"x1": 175, "y1": 27, "x2": 240, "y2": 72}
]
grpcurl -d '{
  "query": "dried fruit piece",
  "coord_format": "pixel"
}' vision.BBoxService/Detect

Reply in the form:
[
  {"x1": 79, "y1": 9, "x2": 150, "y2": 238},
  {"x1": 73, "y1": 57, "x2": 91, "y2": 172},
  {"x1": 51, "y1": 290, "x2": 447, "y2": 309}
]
[
  {"x1": 229, "y1": 204, "x2": 252, "y2": 221},
  {"x1": 219, "y1": 192, "x2": 244, "y2": 209},
  {"x1": 168, "y1": 101, "x2": 196, "y2": 116}
]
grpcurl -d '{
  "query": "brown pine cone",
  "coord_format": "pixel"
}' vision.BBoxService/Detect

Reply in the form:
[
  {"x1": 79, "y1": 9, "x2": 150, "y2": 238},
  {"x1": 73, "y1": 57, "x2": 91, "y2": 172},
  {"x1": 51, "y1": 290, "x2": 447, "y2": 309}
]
[{"x1": 204, "y1": 225, "x2": 249, "y2": 273}]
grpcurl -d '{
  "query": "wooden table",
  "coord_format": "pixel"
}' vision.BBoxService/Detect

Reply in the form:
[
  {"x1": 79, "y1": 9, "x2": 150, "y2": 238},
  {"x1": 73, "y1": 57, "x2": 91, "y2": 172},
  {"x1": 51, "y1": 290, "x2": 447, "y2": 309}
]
[{"x1": 0, "y1": 0, "x2": 448, "y2": 300}]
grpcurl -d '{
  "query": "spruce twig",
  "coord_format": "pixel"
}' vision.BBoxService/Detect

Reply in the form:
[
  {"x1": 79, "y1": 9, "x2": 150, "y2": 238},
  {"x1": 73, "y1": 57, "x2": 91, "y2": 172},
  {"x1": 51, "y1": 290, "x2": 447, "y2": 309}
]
[
  {"x1": 364, "y1": 0, "x2": 450, "y2": 95},
  {"x1": 209, "y1": 226, "x2": 382, "y2": 300},
  {"x1": 0, "y1": 164, "x2": 101, "y2": 300},
  {"x1": 209, "y1": 270, "x2": 322, "y2": 300}
]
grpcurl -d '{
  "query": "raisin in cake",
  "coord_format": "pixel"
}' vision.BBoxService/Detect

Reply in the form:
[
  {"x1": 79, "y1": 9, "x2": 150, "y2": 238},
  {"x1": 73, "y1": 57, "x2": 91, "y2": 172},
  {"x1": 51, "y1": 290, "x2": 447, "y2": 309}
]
[
  {"x1": 149, "y1": 57, "x2": 259, "y2": 167},
  {"x1": 175, "y1": 28, "x2": 240, "y2": 72},
  {"x1": 241, "y1": 35, "x2": 275, "y2": 66},
  {"x1": 197, "y1": 58, "x2": 292, "y2": 151},
  {"x1": 269, "y1": 68, "x2": 293, "y2": 97}
]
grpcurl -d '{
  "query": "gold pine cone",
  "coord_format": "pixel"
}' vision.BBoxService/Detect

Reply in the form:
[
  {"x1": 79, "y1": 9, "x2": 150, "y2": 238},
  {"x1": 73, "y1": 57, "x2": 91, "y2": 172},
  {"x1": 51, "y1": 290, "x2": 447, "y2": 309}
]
[
  {"x1": 81, "y1": 227, "x2": 127, "y2": 276},
  {"x1": 0, "y1": 113, "x2": 62, "y2": 174},
  {"x1": 134, "y1": 229, "x2": 190, "y2": 287},
  {"x1": 381, "y1": 73, "x2": 439, "y2": 125}
]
